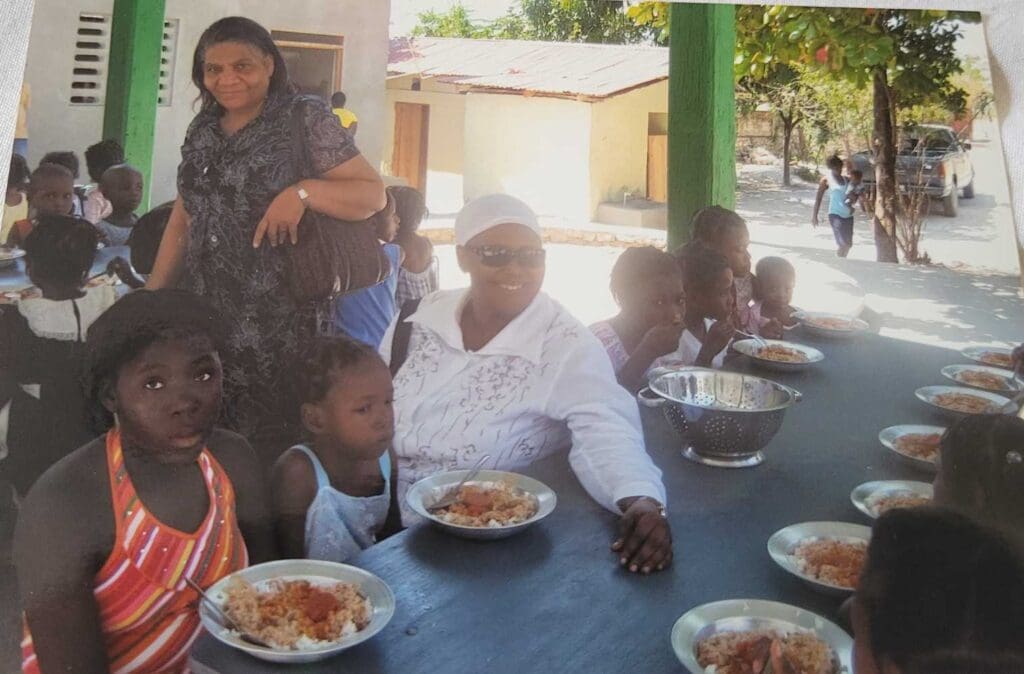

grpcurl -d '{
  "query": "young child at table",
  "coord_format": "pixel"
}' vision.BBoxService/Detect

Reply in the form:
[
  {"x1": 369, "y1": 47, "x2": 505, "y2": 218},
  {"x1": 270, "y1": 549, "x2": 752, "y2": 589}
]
[
  {"x1": 15, "y1": 288, "x2": 274, "y2": 674},
  {"x1": 674, "y1": 206, "x2": 754, "y2": 331},
  {"x1": 934, "y1": 415, "x2": 1024, "y2": 537},
  {"x1": 330, "y1": 193, "x2": 403, "y2": 347},
  {"x1": 746, "y1": 256, "x2": 797, "y2": 337},
  {"x1": 82, "y1": 139, "x2": 124, "y2": 225},
  {"x1": 5, "y1": 163, "x2": 76, "y2": 247},
  {"x1": 2, "y1": 153, "x2": 29, "y2": 244},
  {"x1": 40, "y1": 151, "x2": 86, "y2": 218},
  {"x1": 391, "y1": 185, "x2": 438, "y2": 308},
  {"x1": 272, "y1": 336, "x2": 397, "y2": 562},
  {"x1": 850, "y1": 508, "x2": 1024, "y2": 674},
  {"x1": 656, "y1": 245, "x2": 735, "y2": 369},
  {"x1": 590, "y1": 246, "x2": 685, "y2": 392},
  {"x1": 0, "y1": 216, "x2": 118, "y2": 495},
  {"x1": 94, "y1": 164, "x2": 143, "y2": 247}
]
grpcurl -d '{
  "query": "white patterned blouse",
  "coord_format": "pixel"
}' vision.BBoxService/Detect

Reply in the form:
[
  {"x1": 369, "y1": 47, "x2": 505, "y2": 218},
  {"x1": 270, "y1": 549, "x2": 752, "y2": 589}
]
[{"x1": 380, "y1": 288, "x2": 666, "y2": 524}]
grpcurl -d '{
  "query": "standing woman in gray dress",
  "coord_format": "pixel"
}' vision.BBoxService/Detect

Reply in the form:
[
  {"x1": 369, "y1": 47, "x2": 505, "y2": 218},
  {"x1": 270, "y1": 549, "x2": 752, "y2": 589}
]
[{"x1": 147, "y1": 17, "x2": 385, "y2": 464}]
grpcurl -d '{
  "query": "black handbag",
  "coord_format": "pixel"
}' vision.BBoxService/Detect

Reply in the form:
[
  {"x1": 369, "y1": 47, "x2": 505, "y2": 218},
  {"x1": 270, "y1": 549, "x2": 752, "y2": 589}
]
[{"x1": 284, "y1": 99, "x2": 390, "y2": 303}]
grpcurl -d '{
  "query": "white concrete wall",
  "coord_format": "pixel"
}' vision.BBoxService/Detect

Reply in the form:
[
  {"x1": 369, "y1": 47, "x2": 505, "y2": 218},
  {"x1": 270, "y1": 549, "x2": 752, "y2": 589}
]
[
  {"x1": 383, "y1": 76, "x2": 467, "y2": 215},
  {"x1": 23, "y1": 0, "x2": 389, "y2": 205},
  {"x1": 463, "y1": 92, "x2": 592, "y2": 220},
  {"x1": 589, "y1": 80, "x2": 668, "y2": 215}
]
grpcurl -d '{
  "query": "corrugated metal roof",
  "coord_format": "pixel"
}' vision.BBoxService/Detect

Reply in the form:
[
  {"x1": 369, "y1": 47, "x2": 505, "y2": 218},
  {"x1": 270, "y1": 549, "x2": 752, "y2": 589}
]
[{"x1": 388, "y1": 37, "x2": 669, "y2": 99}]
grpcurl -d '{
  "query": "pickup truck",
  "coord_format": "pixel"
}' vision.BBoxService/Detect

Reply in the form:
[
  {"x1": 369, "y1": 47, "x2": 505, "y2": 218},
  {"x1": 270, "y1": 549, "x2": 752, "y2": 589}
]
[{"x1": 851, "y1": 124, "x2": 975, "y2": 217}]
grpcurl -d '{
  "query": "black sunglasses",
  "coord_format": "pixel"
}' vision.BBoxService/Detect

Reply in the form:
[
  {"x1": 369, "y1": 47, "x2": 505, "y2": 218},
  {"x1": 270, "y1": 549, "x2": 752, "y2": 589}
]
[{"x1": 466, "y1": 245, "x2": 546, "y2": 269}]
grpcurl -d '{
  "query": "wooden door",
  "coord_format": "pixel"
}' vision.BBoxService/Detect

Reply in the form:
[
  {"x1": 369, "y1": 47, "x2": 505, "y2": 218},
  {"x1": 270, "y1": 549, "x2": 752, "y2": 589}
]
[
  {"x1": 393, "y1": 102, "x2": 430, "y2": 194},
  {"x1": 647, "y1": 134, "x2": 668, "y2": 203}
]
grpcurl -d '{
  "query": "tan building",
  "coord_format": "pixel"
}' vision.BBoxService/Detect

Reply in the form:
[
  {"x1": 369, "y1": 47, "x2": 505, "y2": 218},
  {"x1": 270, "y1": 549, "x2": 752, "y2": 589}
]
[{"x1": 385, "y1": 37, "x2": 671, "y2": 220}]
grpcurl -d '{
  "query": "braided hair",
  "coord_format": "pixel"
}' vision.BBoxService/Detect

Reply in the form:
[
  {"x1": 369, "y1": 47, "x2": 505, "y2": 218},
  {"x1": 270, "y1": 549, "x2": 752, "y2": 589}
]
[{"x1": 298, "y1": 335, "x2": 386, "y2": 405}]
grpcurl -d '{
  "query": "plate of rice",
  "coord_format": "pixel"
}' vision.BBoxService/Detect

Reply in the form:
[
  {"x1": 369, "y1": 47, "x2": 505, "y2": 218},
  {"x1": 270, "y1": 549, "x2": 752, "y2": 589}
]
[
  {"x1": 406, "y1": 469, "x2": 556, "y2": 540},
  {"x1": 792, "y1": 311, "x2": 869, "y2": 339},
  {"x1": 941, "y1": 364, "x2": 1020, "y2": 395},
  {"x1": 878, "y1": 424, "x2": 945, "y2": 472},
  {"x1": 731, "y1": 339, "x2": 824, "y2": 372},
  {"x1": 850, "y1": 480, "x2": 934, "y2": 519},
  {"x1": 915, "y1": 385, "x2": 1010, "y2": 418},
  {"x1": 672, "y1": 599, "x2": 852, "y2": 674},
  {"x1": 767, "y1": 522, "x2": 871, "y2": 596},
  {"x1": 961, "y1": 346, "x2": 1015, "y2": 371},
  {"x1": 197, "y1": 559, "x2": 395, "y2": 664}
]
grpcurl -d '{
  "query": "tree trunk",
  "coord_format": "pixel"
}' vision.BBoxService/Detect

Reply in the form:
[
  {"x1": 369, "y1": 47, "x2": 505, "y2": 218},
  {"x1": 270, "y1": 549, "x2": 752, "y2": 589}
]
[
  {"x1": 781, "y1": 114, "x2": 793, "y2": 187},
  {"x1": 871, "y1": 67, "x2": 900, "y2": 263}
]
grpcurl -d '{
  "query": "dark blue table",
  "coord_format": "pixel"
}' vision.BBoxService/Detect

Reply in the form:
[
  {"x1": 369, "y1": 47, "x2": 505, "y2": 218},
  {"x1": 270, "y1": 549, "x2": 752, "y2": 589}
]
[{"x1": 190, "y1": 329, "x2": 986, "y2": 673}]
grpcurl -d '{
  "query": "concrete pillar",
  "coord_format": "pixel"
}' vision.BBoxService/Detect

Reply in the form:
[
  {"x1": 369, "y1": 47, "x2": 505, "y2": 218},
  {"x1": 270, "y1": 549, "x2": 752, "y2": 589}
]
[
  {"x1": 667, "y1": 3, "x2": 737, "y2": 251},
  {"x1": 102, "y1": 0, "x2": 165, "y2": 211}
]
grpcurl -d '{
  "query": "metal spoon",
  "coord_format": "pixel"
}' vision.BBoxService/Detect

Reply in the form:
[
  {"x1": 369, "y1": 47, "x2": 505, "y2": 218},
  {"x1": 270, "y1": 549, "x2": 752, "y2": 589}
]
[
  {"x1": 736, "y1": 329, "x2": 769, "y2": 348},
  {"x1": 427, "y1": 454, "x2": 492, "y2": 512},
  {"x1": 185, "y1": 577, "x2": 274, "y2": 649}
]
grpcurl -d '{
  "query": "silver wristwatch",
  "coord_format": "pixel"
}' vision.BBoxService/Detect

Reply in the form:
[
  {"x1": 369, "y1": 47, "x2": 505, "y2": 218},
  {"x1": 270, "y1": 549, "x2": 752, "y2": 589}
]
[{"x1": 296, "y1": 186, "x2": 311, "y2": 208}]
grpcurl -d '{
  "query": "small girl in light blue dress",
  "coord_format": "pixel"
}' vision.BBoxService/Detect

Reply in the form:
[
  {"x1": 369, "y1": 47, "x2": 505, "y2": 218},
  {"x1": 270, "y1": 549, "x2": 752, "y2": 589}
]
[{"x1": 271, "y1": 336, "x2": 397, "y2": 562}]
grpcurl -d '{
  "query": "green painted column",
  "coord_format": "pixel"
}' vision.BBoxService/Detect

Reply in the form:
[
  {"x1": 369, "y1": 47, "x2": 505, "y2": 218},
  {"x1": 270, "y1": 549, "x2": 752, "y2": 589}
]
[
  {"x1": 102, "y1": 0, "x2": 165, "y2": 211},
  {"x1": 666, "y1": 3, "x2": 737, "y2": 251}
]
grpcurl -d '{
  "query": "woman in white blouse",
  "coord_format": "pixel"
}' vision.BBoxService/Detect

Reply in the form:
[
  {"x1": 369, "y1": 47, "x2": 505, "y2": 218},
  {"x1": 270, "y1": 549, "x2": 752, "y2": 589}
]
[{"x1": 380, "y1": 194, "x2": 673, "y2": 575}]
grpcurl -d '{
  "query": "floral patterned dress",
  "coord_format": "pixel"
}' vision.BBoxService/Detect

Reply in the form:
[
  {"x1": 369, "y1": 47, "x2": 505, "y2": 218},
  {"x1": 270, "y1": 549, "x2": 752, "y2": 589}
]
[{"x1": 177, "y1": 93, "x2": 359, "y2": 463}]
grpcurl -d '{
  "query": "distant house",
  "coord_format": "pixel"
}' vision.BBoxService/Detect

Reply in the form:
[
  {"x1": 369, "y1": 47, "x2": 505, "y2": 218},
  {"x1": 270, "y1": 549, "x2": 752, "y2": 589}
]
[
  {"x1": 386, "y1": 37, "x2": 671, "y2": 219},
  {"x1": 23, "y1": 0, "x2": 389, "y2": 204}
]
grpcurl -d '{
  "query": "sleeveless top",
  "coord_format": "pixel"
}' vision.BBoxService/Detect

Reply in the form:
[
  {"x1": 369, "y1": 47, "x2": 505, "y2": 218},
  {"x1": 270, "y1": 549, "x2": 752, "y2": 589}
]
[
  {"x1": 826, "y1": 173, "x2": 853, "y2": 219},
  {"x1": 21, "y1": 429, "x2": 249, "y2": 674},
  {"x1": 588, "y1": 321, "x2": 630, "y2": 374},
  {"x1": 290, "y1": 444, "x2": 391, "y2": 563}
]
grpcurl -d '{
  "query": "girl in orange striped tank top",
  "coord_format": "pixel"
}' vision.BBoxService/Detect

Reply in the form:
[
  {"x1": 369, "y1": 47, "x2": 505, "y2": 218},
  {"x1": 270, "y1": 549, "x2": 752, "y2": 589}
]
[{"x1": 15, "y1": 289, "x2": 275, "y2": 673}]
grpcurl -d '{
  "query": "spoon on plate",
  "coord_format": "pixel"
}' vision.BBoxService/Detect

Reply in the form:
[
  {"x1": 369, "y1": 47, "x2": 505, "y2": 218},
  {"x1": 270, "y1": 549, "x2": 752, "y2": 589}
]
[
  {"x1": 185, "y1": 577, "x2": 273, "y2": 649},
  {"x1": 427, "y1": 454, "x2": 492, "y2": 512}
]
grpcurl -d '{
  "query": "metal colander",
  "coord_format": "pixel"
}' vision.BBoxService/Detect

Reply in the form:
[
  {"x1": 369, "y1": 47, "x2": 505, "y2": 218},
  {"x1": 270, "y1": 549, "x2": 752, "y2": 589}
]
[{"x1": 638, "y1": 367, "x2": 801, "y2": 468}]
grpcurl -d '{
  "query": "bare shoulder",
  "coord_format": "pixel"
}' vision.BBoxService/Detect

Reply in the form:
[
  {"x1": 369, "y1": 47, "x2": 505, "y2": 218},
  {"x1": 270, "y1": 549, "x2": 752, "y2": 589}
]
[
  {"x1": 205, "y1": 428, "x2": 261, "y2": 484},
  {"x1": 15, "y1": 437, "x2": 112, "y2": 580},
  {"x1": 400, "y1": 234, "x2": 434, "y2": 273},
  {"x1": 271, "y1": 447, "x2": 318, "y2": 511},
  {"x1": 24, "y1": 437, "x2": 109, "y2": 518}
]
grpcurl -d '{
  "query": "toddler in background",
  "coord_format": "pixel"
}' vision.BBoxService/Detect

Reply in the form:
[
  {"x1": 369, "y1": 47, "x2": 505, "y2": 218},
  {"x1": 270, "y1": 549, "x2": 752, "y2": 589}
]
[
  {"x1": 94, "y1": 164, "x2": 143, "y2": 247},
  {"x1": 6, "y1": 163, "x2": 76, "y2": 247},
  {"x1": 82, "y1": 140, "x2": 124, "y2": 225},
  {"x1": 845, "y1": 169, "x2": 868, "y2": 212},
  {"x1": 39, "y1": 151, "x2": 86, "y2": 219},
  {"x1": 745, "y1": 256, "x2": 797, "y2": 337}
]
